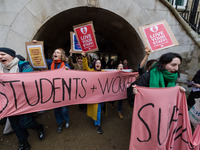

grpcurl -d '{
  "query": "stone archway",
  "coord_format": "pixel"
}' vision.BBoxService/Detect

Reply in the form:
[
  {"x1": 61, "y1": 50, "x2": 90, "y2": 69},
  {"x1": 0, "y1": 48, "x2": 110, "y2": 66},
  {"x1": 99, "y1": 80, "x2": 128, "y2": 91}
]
[{"x1": 33, "y1": 7, "x2": 144, "y2": 70}]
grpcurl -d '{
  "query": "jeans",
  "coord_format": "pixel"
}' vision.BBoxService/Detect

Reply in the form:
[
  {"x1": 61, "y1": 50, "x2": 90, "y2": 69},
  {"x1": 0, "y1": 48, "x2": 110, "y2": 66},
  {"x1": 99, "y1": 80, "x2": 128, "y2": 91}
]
[
  {"x1": 54, "y1": 106, "x2": 69, "y2": 125},
  {"x1": 118, "y1": 100, "x2": 122, "y2": 112},
  {"x1": 111, "y1": 100, "x2": 122, "y2": 112},
  {"x1": 94, "y1": 103, "x2": 102, "y2": 126}
]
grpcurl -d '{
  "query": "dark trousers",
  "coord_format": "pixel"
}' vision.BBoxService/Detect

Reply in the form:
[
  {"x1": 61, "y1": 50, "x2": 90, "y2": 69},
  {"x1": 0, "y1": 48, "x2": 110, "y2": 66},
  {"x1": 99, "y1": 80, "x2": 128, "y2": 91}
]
[{"x1": 9, "y1": 114, "x2": 40, "y2": 143}]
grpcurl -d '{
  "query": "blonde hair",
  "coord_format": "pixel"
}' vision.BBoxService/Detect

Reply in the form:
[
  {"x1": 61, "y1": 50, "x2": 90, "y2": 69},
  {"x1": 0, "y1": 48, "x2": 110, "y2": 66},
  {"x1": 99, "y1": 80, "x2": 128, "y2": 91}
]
[{"x1": 53, "y1": 48, "x2": 67, "y2": 62}]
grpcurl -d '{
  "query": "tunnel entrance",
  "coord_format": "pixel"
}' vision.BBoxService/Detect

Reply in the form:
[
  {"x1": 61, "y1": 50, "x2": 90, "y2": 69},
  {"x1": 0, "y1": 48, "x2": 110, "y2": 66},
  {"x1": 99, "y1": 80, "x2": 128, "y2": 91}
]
[{"x1": 33, "y1": 7, "x2": 144, "y2": 70}]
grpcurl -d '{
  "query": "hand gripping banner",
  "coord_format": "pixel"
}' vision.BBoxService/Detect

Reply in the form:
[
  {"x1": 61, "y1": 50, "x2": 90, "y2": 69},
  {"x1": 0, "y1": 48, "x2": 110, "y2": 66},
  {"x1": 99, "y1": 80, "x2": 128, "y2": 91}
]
[
  {"x1": 0, "y1": 69, "x2": 137, "y2": 119},
  {"x1": 129, "y1": 86, "x2": 200, "y2": 150}
]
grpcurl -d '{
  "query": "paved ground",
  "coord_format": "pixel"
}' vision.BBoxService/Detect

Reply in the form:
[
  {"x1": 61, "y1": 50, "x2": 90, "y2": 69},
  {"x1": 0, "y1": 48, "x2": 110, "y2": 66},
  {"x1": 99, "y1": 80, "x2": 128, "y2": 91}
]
[{"x1": 0, "y1": 100, "x2": 133, "y2": 150}]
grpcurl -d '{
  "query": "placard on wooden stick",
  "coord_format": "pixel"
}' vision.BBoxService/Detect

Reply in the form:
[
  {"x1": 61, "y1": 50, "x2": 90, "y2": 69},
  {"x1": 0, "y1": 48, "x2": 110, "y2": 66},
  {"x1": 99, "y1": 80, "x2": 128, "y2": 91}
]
[
  {"x1": 139, "y1": 20, "x2": 179, "y2": 52},
  {"x1": 70, "y1": 31, "x2": 82, "y2": 53},
  {"x1": 73, "y1": 21, "x2": 98, "y2": 53},
  {"x1": 25, "y1": 41, "x2": 48, "y2": 70}
]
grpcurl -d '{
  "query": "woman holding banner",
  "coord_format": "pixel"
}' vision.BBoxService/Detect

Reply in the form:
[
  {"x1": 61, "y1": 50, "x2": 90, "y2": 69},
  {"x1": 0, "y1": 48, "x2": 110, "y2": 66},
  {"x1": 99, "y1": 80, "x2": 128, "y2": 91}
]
[
  {"x1": 0, "y1": 47, "x2": 45, "y2": 150},
  {"x1": 132, "y1": 52, "x2": 185, "y2": 93},
  {"x1": 116, "y1": 63, "x2": 124, "y2": 119},
  {"x1": 46, "y1": 48, "x2": 71, "y2": 134},
  {"x1": 110, "y1": 63, "x2": 124, "y2": 119},
  {"x1": 82, "y1": 52, "x2": 103, "y2": 134}
]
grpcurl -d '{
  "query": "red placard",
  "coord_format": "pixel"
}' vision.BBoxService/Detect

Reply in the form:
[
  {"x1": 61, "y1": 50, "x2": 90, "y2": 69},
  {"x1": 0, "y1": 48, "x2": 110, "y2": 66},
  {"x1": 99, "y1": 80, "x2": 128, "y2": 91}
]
[
  {"x1": 139, "y1": 20, "x2": 179, "y2": 52},
  {"x1": 73, "y1": 21, "x2": 98, "y2": 53}
]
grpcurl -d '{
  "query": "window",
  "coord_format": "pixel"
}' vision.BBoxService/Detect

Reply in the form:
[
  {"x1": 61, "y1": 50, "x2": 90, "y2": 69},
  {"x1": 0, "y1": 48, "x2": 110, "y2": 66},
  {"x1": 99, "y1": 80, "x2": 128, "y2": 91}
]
[{"x1": 169, "y1": 0, "x2": 187, "y2": 11}]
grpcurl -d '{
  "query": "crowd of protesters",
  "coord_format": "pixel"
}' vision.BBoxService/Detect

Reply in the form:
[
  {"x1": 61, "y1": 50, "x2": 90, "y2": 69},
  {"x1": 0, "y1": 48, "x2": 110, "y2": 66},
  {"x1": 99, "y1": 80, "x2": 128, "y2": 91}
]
[
  {"x1": 0, "y1": 45, "x2": 135, "y2": 150},
  {"x1": 0, "y1": 44, "x2": 199, "y2": 150}
]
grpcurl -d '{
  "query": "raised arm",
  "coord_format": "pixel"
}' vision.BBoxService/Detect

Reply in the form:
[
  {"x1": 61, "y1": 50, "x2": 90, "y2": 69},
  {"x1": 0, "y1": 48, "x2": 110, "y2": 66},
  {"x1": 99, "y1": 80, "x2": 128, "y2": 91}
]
[
  {"x1": 139, "y1": 47, "x2": 151, "y2": 68},
  {"x1": 82, "y1": 52, "x2": 93, "y2": 71}
]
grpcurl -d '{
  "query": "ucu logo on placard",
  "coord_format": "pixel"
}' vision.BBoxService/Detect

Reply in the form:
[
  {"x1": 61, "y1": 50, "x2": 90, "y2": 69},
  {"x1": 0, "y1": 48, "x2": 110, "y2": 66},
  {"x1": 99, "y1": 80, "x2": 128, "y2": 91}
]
[
  {"x1": 81, "y1": 27, "x2": 87, "y2": 34},
  {"x1": 191, "y1": 106, "x2": 200, "y2": 116},
  {"x1": 150, "y1": 25, "x2": 158, "y2": 33}
]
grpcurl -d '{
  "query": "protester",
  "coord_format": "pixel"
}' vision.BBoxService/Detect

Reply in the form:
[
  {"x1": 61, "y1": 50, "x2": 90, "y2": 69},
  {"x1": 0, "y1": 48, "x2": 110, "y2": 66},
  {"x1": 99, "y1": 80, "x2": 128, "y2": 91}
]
[
  {"x1": 69, "y1": 51, "x2": 83, "y2": 70},
  {"x1": 46, "y1": 48, "x2": 71, "y2": 134},
  {"x1": 187, "y1": 70, "x2": 200, "y2": 107},
  {"x1": 106, "y1": 59, "x2": 116, "y2": 69},
  {"x1": 127, "y1": 47, "x2": 156, "y2": 107},
  {"x1": 138, "y1": 47, "x2": 157, "y2": 75},
  {"x1": 112, "y1": 63, "x2": 124, "y2": 119},
  {"x1": 132, "y1": 52, "x2": 185, "y2": 94},
  {"x1": 82, "y1": 52, "x2": 103, "y2": 134},
  {"x1": 101, "y1": 56, "x2": 107, "y2": 69},
  {"x1": 0, "y1": 47, "x2": 45, "y2": 150},
  {"x1": 69, "y1": 50, "x2": 87, "y2": 112},
  {"x1": 123, "y1": 59, "x2": 130, "y2": 69}
]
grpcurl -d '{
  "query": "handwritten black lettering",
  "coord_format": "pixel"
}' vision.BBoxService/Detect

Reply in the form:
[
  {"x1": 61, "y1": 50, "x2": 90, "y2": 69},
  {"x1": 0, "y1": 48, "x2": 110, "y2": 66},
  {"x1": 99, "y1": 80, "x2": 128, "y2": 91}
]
[
  {"x1": 62, "y1": 78, "x2": 71, "y2": 100},
  {"x1": 40, "y1": 78, "x2": 53, "y2": 104},
  {"x1": 137, "y1": 103, "x2": 154, "y2": 142},
  {"x1": 22, "y1": 80, "x2": 39, "y2": 106}
]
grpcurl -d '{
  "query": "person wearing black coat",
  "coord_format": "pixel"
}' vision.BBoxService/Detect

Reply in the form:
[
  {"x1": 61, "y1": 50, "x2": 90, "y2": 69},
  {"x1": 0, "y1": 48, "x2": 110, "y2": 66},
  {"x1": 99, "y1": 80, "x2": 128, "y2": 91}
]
[{"x1": 187, "y1": 70, "x2": 200, "y2": 107}]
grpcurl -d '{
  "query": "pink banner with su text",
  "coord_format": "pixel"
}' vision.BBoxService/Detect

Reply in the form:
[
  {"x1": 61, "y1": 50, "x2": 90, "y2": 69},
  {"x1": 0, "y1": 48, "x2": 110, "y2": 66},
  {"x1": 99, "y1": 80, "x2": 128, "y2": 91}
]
[{"x1": 129, "y1": 86, "x2": 200, "y2": 150}]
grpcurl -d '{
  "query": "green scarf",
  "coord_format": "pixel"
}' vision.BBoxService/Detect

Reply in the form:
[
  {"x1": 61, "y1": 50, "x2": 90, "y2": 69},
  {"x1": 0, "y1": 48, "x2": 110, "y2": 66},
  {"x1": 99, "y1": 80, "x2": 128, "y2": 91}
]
[{"x1": 149, "y1": 67, "x2": 178, "y2": 88}]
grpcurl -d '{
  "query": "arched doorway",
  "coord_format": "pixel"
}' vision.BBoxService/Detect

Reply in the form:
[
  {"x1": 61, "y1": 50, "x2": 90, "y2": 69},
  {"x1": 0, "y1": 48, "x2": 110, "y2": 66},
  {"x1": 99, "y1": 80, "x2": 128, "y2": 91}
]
[{"x1": 33, "y1": 7, "x2": 144, "y2": 70}]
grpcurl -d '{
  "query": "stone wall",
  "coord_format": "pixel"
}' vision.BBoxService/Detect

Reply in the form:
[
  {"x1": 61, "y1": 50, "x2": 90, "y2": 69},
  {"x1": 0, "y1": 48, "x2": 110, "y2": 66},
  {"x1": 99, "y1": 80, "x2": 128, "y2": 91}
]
[{"x1": 0, "y1": 0, "x2": 199, "y2": 82}]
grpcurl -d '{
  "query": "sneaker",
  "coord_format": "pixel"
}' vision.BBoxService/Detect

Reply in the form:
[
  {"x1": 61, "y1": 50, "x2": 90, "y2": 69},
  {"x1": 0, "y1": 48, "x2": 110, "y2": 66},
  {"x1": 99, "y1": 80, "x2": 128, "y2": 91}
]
[
  {"x1": 118, "y1": 112, "x2": 123, "y2": 119},
  {"x1": 96, "y1": 125, "x2": 103, "y2": 134},
  {"x1": 57, "y1": 124, "x2": 63, "y2": 134},
  {"x1": 65, "y1": 122, "x2": 69, "y2": 129},
  {"x1": 18, "y1": 140, "x2": 31, "y2": 150}
]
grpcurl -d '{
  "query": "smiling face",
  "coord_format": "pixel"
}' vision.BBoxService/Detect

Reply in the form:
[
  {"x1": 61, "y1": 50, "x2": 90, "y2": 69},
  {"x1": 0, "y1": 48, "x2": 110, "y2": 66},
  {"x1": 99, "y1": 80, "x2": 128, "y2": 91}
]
[
  {"x1": 52, "y1": 49, "x2": 62, "y2": 60},
  {"x1": 0, "y1": 52, "x2": 14, "y2": 65},
  {"x1": 95, "y1": 60, "x2": 101, "y2": 70},
  {"x1": 163, "y1": 57, "x2": 181, "y2": 73}
]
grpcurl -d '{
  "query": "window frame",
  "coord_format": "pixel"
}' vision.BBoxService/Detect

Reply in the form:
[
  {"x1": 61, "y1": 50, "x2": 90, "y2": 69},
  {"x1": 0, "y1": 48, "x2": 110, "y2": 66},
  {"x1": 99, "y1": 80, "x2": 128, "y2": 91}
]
[{"x1": 169, "y1": 0, "x2": 187, "y2": 11}]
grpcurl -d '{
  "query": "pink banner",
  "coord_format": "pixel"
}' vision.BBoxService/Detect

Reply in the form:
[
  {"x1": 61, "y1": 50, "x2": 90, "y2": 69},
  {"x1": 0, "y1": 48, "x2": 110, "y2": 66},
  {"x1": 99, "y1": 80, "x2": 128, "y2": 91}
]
[
  {"x1": 0, "y1": 69, "x2": 137, "y2": 119},
  {"x1": 129, "y1": 86, "x2": 200, "y2": 150}
]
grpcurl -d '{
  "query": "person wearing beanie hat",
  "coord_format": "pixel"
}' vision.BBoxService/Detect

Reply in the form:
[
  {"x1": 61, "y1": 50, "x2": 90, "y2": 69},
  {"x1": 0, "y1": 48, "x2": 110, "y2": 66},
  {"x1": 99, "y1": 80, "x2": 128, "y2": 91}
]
[
  {"x1": 0, "y1": 47, "x2": 16, "y2": 57},
  {"x1": 0, "y1": 47, "x2": 45, "y2": 150},
  {"x1": 0, "y1": 48, "x2": 17, "y2": 68}
]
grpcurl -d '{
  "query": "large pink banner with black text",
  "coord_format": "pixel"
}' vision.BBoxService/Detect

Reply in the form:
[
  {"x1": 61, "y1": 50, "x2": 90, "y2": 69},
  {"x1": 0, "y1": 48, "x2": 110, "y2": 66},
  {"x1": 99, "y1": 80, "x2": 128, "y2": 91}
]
[
  {"x1": 0, "y1": 69, "x2": 137, "y2": 119},
  {"x1": 129, "y1": 86, "x2": 200, "y2": 150}
]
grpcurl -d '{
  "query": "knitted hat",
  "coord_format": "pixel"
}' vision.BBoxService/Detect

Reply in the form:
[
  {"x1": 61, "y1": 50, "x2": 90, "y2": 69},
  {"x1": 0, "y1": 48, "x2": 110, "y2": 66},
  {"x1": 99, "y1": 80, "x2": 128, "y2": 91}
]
[{"x1": 0, "y1": 47, "x2": 16, "y2": 57}]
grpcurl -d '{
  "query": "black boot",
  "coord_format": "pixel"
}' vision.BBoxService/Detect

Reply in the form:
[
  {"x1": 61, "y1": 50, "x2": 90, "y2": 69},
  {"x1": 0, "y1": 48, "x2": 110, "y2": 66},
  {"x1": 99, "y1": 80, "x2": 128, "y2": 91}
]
[
  {"x1": 18, "y1": 140, "x2": 31, "y2": 150},
  {"x1": 38, "y1": 124, "x2": 45, "y2": 140}
]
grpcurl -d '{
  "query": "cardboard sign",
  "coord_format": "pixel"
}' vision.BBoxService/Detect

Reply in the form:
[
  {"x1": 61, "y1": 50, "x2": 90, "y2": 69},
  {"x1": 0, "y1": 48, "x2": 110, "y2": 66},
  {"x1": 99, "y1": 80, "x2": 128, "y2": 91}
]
[
  {"x1": 129, "y1": 86, "x2": 200, "y2": 150},
  {"x1": 73, "y1": 21, "x2": 98, "y2": 53},
  {"x1": 70, "y1": 32, "x2": 82, "y2": 53},
  {"x1": 25, "y1": 41, "x2": 48, "y2": 70},
  {"x1": 139, "y1": 20, "x2": 179, "y2": 52},
  {"x1": 0, "y1": 69, "x2": 137, "y2": 119}
]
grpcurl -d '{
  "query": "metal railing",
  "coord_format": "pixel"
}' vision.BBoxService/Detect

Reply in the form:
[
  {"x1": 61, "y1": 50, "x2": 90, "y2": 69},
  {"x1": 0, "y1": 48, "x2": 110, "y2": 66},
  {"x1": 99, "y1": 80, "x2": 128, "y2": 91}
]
[
  {"x1": 180, "y1": 10, "x2": 200, "y2": 34},
  {"x1": 168, "y1": 0, "x2": 200, "y2": 34}
]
